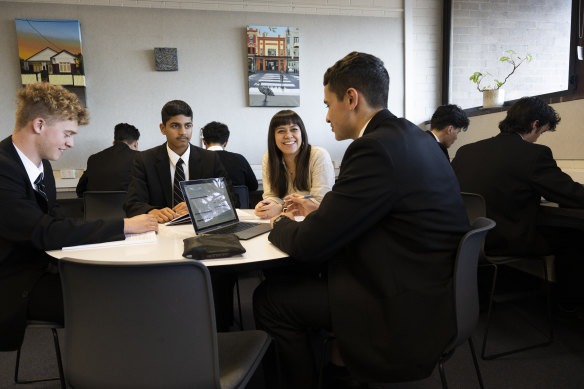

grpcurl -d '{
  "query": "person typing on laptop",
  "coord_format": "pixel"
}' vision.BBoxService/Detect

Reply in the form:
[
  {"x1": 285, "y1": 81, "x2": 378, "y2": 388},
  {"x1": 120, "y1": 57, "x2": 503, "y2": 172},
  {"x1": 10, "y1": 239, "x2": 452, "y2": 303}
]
[
  {"x1": 125, "y1": 100, "x2": 237, "y2": 331},
  {"x1": 125, "y1": 100, "x2": 236, "y2": 223}
]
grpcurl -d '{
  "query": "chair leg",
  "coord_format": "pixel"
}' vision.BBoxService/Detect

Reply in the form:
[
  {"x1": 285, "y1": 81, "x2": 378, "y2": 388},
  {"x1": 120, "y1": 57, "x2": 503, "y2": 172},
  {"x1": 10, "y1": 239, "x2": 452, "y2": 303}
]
[
  {"x1": 482, "y1": 260, "x2": 553, "y2": 360},
  {"x1": 438, "y1": 358, "x2": 449, "y2": 389},
  {"x1": 14, "y1": 327, "x2": 63, "y2": 385},
  {"x1": 51, "y1": 328, "x2": 66, "y2": 389},
  {"x1": 235, "y1": 278, "x2": 244, "y2": 330},
  {"x1": 468, "y1": 337, "x2": 485, "y2": 389},
  {"x1": 481, "y1": 263, "x2": 498, "y2": 359}
]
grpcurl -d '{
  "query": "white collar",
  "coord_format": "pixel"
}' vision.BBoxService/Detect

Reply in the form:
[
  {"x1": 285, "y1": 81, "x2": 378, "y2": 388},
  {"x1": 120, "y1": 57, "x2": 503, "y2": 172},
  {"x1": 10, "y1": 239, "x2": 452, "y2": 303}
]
[
  {"x1": 13, "y1": 142, "x2": 44, "y2": 188},
  {"x1": 358, "y1": 117, "x2": 373, "y2": 138},
  {"x1": 166, "y1": 143, "x2": 191, "y2": 167},
  {"x1": 207, "y1": 145, "x2": 224, "y2": 151}
]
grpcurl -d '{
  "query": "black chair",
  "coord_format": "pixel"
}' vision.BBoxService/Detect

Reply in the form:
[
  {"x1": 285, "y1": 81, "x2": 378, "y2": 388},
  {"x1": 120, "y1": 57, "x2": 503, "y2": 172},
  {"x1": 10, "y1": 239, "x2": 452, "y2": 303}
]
[
  {"x1": 58, "y1": 257, "x2": 271, "y2": 389},
  {"x1": 460, "y1": 192, "x2": 554, "y2": 360},
  {"x1": 83, "y1": 190, "x2": 127, "y2": 222},
  {"x1": 438, "y1": 216, "x2": 495, "y2": 389},
  {"x1": 14, "y1": 320, "x2": 65, "y2": 389},
  {"x1": 320, "y1": 217, "x2": 495, "y2": 389},
  {"x1": 233, "y1": 185, "x2": 250, "y2": 209}
]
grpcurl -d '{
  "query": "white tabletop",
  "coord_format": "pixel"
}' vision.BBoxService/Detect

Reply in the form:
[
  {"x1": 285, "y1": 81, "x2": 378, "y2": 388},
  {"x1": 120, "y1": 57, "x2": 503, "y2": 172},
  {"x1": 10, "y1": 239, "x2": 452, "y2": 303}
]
[{"x1": 47, "y1": 223, "x2": 289, "y2": 268}]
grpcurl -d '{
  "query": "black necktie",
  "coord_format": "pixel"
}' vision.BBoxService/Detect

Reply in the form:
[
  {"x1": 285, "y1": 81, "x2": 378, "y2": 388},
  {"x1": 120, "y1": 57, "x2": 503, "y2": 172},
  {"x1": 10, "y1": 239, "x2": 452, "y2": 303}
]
[
  {"x1": 34, "y1": 173, "x2": 48, "y2": 202},
  {"x1": 173, "y1": 158, "x2": 185, "y2": 207}
]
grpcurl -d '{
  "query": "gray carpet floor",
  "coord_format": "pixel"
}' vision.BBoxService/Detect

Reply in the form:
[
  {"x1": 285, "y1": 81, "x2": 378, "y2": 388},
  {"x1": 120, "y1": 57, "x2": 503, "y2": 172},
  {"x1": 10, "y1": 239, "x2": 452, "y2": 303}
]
[{"x1": 2, "y1": 273, "x2": 583, "y2": 389}]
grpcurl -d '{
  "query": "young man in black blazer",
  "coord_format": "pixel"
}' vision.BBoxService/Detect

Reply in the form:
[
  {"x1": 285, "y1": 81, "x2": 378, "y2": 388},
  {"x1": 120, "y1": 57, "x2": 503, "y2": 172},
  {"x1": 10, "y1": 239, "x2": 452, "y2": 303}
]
[
  {"x1": 427, "y1": 104, "x2": 469, "y2": 160},
  {"x1": 452, "y1": 97, "x2": 584, "y2": 311},
  {"x1": 76, "y1": 122, "x2": 140, "y2": 197},
  {"x1": 125, "y1": 100, "x2": 234, "y2": 222},
  {"x1": 124, "y1": 100, "x2": 236, "y2": 331},
  {"x1": 253, "y1": 52, "x2": 470, "y2": 388},
  {"x1": 0, "y1": 83, "x2": 157, "y2": 351}
]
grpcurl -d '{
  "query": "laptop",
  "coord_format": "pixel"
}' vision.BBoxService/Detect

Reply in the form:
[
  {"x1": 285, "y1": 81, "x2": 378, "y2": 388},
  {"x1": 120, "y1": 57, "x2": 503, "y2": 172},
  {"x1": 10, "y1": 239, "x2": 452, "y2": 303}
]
[{"x1": 179, "y1": 178, "x2": 272, "y2": 240}]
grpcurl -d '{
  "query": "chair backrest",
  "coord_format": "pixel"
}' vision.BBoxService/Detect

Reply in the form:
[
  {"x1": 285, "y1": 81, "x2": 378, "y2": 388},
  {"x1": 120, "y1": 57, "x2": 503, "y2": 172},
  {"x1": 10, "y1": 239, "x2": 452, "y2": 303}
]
[
  {"x1": 58, "y1": 258, "x2": 221, "y2": 389},
  {"x1": 233, "y1": 185, "x2": 250, "y2": 209},
  {"x1": 449, "y1": 217, "x2": 496, "y2": 350},
  {"x1": 460, "y1": 192, "x2": 486, "y2": 224},
  {"x1": 83, "y1": 191, "x2": 127, "y2": 222}
]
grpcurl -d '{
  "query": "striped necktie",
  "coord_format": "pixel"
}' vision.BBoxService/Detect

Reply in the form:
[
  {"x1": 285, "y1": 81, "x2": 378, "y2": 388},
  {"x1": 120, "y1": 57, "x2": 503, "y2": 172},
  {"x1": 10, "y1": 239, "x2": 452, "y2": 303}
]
[
  {"x1": 173, "y1": 158, "x2": 185, "y2": 207},
  {"x1": 34, "y1": 173, "x2": 48, "y2": 202}
]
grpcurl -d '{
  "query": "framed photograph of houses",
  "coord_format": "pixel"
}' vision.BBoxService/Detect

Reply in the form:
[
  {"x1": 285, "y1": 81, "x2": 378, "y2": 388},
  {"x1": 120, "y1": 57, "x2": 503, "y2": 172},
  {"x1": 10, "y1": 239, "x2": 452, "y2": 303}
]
[
  {"x1": 247, "y1": 25, "x2": 299, "y2": 107},
  {"x1": 15, "y1": 18, "x2": 86, "y2": 105}
]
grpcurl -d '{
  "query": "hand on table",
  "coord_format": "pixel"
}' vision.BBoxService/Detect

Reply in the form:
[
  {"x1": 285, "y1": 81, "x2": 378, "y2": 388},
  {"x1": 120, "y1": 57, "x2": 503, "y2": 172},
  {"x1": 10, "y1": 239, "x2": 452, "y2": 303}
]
[
  {"x1": 254, "y1": 200, "x2": 283, "y2": 219},
  {"x1": 172, "y1": 201, "x2": 188, "y2": 216},
  {"x1": 148, "y1": 207, "x2": 179, "y2": 223},
  {"x1": 124, "y1": 214, "x2": 159, "y2": 234}
]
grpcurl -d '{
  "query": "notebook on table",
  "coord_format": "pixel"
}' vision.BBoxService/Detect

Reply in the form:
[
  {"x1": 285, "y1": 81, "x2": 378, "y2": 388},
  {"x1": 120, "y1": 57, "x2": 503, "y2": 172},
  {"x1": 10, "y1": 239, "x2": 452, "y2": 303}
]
[{"x1": 180, "y1": 178, "x2": 272, "y2": 240}]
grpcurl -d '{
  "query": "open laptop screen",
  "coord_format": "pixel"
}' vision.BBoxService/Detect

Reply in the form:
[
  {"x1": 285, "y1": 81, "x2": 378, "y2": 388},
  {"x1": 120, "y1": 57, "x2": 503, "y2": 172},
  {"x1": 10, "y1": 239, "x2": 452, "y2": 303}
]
[{"x1": 180, "y1": 177, "x2": 238, "y2": 233}]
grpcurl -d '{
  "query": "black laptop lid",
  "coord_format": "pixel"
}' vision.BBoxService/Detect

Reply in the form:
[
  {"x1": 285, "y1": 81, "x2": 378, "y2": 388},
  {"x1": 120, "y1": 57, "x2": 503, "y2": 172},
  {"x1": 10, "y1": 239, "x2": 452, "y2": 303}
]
[{"x1": 180, "y1": 177, "x2": 239, "y2": 234}]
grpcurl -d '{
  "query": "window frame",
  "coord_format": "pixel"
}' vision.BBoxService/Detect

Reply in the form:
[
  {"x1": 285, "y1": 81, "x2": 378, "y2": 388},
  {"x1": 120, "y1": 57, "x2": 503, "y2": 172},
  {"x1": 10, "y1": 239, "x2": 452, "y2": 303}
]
[{"x1": 442, "y1": 0, "x2": 582, "y2": 111}]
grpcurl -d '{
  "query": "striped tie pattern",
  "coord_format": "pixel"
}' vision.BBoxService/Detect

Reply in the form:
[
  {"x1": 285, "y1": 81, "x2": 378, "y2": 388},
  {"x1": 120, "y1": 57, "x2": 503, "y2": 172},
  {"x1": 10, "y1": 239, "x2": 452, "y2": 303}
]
[
  {"x1": 173, "y1": 158, "x2": 185, "y2": 207},
  {"x1": 34, "y1": 173, "x2": 48, "y2": 202}
]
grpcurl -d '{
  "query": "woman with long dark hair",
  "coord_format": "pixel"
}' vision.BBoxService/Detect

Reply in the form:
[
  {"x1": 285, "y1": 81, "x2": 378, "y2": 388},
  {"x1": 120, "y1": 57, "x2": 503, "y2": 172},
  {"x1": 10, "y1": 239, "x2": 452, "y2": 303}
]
[{"x1": 254, "y1": 110, "x2": 334, "y2": 219}]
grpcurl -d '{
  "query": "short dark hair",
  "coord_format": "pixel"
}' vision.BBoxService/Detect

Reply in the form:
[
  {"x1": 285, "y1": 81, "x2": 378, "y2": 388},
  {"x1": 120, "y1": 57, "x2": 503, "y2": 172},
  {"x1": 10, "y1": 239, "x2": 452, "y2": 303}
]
[
  {"x1": 114, "y1": 123, "x2": 140, "y2": 143},
  {"x1": 323, "y1": 51, "x2": 389, "y2": 109},
  {"x1": 161, "y1": 100, "x2": 193, "y2": 125},
  {"x1": 267, "y1": 110, "x2": 312, "y2": 198},
  {"x1": 202, "y1": 121, "x2": 230, "y2": 144},
  {"x1": 499, "y1": 97, "x2": 560, "y2": 134},
  {"x1": 430, "y1": 104, "x2": 469, "y2": 132}
]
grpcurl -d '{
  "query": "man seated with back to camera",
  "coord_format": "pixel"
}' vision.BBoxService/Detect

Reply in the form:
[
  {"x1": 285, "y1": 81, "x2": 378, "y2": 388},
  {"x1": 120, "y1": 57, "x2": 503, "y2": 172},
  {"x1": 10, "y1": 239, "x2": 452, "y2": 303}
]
[
  {"x1": 0, "y1": 82, "x2": 157, "y2": 352},
  {"x1": 76, "y1": 122, "x2": 140, "y2": 197},
  {"x1": 451, "y1": 96, "x2": 584, "y2": 315},
  {"x1": 253, "y1": 52, "x2": 470, "y2": 389},
  {"x1": 201, "y1": 121, "x2": 258, "y2": 206}
]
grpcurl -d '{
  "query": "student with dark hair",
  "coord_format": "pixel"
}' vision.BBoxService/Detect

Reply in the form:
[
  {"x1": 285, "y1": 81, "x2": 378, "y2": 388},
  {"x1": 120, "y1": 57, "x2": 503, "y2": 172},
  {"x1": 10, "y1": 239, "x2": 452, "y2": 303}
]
[
  {"x1": 0, "y1": 83, "x2": 157, "y2": 351},
  {"x1": 201, "y1": 121, "x2": 258, "y2": 192},
  {"x1": 427, "y1": 104, "x2": 469, "y2": 159},
  {"x1": 452, "y1": 96, "x2": 584, "y2": 313},
  {"x1": 254, "y1": 110, "x2": 334, "y2": 219},
  {"x1": 253, "y1": 52, "x2": 469, "y2": 388},
  {"x1": 76, "y1": 122, "x2": 141, "y2": 196},
  {"x1": 124, "y1": 100, "x2": 236, "y2": 331},
  {"x1": 125, "y1": 100, "x2": 233, "y2": 222}
]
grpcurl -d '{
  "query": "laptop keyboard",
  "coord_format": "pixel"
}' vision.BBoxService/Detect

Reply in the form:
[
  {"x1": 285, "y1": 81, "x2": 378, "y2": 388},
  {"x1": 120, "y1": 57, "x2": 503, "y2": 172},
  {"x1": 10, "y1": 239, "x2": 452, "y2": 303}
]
[{"x1": 206, "y1": 222, "x2": 263, "y2": 234}]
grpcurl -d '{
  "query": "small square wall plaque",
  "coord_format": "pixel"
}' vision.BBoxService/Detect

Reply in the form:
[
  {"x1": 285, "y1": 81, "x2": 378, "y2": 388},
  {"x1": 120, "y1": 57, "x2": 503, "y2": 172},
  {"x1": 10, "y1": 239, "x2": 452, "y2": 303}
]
[{"x1": 154, "y1": 47, "x2": 178, "y2": 71}]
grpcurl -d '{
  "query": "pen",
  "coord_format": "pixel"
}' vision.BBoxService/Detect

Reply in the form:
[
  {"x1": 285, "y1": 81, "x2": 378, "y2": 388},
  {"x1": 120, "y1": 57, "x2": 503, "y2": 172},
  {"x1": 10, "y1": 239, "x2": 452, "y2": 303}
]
[{"x1": 280, "y1": 194, "x2": 314, "y2": 203}]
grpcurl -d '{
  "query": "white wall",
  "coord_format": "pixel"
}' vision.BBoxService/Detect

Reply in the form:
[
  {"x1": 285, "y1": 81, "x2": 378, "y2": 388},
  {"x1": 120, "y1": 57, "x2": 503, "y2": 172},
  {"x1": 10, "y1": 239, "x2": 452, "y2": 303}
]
[
  {"x1": 450, "y1": 99, "x2": 584, "y2": 162},
  {"x1": 0, "y1": 1, "x2": 404, "y2": 170}
]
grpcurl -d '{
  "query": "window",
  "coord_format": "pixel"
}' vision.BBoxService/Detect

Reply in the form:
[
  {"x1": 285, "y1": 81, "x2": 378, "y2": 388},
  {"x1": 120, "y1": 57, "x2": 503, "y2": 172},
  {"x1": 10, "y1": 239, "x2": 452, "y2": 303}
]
[
  {"x1": 268, "y1": 49, "x2": 276, "y2": 56},
  {"x1": 444, "y1": 0, "x2": 578, "y2": 108},
  {"x1": 59, "y1": 62, "x2": 71, "y2": 73}
]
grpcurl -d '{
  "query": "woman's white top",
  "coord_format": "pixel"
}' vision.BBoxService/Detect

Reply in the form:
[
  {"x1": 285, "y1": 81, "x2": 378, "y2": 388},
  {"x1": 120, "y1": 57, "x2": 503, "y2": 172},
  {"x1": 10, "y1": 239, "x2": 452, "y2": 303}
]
[{"x1": 261, "y1": 145, "x2": 335, "y2": 204}]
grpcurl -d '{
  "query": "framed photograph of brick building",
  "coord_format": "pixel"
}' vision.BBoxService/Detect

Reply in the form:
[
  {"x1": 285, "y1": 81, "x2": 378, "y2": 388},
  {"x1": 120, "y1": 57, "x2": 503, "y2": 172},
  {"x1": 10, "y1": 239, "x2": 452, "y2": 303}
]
[
  {"x1": 247, "y1": 25, "x2": 299, "y2": 107},
  {"x1": 15, "y1": 18, "x2": 87, "y2": 105}
]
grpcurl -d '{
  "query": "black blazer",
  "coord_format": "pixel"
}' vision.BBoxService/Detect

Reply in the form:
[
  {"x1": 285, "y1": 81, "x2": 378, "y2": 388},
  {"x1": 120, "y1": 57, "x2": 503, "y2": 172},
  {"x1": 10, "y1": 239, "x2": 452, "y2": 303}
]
[
  {"x1": 269, "y1": 110, "x2": 470, "y2": 381},
  {"x1": 214, "y1": 150, "x2": 258, "y2": 191},
  {"x1": 452, "y1": 132, "x2": 584, "y2": 255},
  {"x1": 125, "y1": 143, "x2": 234, "y2": 217},
  {"x1": 0, "y1": 136, "x2": 123, "y2": 350},
  {"x1": 425, "y1": 130, "x2": 449, "y2": 159},
  {"x1": 76, "y1": 142, "x2": 138, "y2": 197}
]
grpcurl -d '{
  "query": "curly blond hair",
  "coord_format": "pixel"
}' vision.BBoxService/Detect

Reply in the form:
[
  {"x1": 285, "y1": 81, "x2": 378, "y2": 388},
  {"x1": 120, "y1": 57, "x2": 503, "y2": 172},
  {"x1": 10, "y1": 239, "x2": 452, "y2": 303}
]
[{"x1": 15, "y1": 82, "x2": 89, "y2": 129}]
